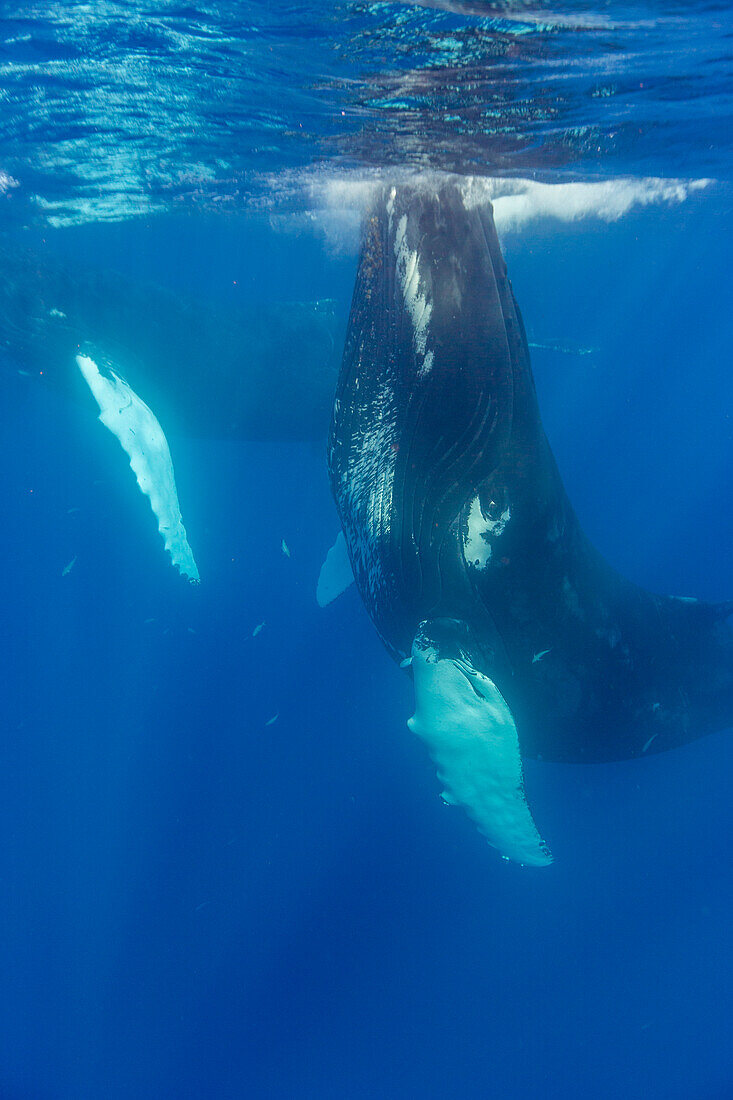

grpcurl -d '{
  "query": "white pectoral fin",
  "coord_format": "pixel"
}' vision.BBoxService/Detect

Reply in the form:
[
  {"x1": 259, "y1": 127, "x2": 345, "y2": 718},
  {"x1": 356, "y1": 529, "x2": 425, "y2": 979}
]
[
  {"x1": 77, "y1": 353, "x2": 199, "y2": 582},
  {"x1": 408, "y1": 634, "x2": 552, "y2": 867},
  {"x1": 316, "y1": 530, "x2": 354, "y2": 607}
]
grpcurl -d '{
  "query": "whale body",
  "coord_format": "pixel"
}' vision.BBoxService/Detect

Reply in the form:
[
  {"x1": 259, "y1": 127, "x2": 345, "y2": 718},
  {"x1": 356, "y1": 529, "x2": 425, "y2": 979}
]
[{"x1": 327, "y1": 181, "x2": 733, "y2": 865}]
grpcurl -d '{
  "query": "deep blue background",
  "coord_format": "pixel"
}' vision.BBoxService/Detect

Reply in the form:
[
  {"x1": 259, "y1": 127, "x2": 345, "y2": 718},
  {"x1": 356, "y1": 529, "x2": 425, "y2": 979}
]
[{"x1": 2, "y1": 187, "x2": 733, "y2": 1098}]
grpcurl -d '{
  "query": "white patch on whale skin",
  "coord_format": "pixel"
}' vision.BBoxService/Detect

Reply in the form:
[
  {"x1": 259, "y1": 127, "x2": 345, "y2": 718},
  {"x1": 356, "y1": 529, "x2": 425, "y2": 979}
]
[
  {"x1": 418, "y1": 350, "x2": 434, "y2": 377},
  {"x1": 386, "y1": 186, "x2": 396, "y2": 227},
  {"x1": 76, "y1": 354, "x2": 199, "y2": 582},
  {"x1": 393, "y1": 213, "x2": 433, "y2": 359},
  {"x1": 316, "y1": 530, "x2": 354, "y2": 607},
  {"x1": 463, "y1": 496, "x2": 511, "y2": 569},
  {"x1": 408, "y1": 638, "x2": 552, "y2": 868}
]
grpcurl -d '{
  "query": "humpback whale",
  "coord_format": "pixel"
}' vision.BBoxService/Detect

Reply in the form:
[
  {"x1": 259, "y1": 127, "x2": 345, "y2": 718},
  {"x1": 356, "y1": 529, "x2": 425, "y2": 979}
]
[{"x1": 328, "y1": 181, "x2": 733, "y2": 866}]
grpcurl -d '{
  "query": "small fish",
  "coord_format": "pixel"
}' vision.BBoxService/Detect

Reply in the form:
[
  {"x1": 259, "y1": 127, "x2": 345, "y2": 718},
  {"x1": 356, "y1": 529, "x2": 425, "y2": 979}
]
[
  {"x1": 66, "y1": 507, "x2": 80, "y2": 515},
  {"x1": 642, "y1": 733, "x2": 658, "y2": 754},
  {"x1": 187, "y1": 627, "x2": 197, "y2": 635},
  {"x1": 281, "y1": 539, "x2": 290, "y2": 558},
  {"x1": 144, "y1": 617, "x2": 156, "y2": 624},
  {"x1": 49, "y1": 307, "x2": 66, "y2": 319},
  {"x1": 252, "y1": 621, "x2": 265, "y2": 638},
  {"x1": 265, "y1": 713, "x2": 279, "y2": 727},
  {"x1": 61, "y1": 555, "x2": 77, "y2": 577},
  {"x1": 399, "y1": 657, "x2": 413, "y2": 668},
  {"x1": 532, "y1": 648, "x2": 551, "y2": 664},
  {"x1": 527, "y1": 339, "x2": 597, "y2": 357},
  {"x1": 17, "y1": 369, "x2": 31, "y2": 377}
]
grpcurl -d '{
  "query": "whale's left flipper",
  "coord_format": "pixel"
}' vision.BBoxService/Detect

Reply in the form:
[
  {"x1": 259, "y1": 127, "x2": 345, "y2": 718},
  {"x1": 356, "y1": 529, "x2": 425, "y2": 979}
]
[
  {"x1": 409, "y1": 621, "x2": 552, "y2": 867},
  {"x1": 77, "y1": 352, "x2": 199, "y2": 582}
]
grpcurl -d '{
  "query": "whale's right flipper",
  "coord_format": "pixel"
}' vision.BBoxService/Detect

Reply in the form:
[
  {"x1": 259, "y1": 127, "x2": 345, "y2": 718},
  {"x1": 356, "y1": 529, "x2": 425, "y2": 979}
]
[{"x1": 408, "y1": 621, "x2": 552, "y2": 867}]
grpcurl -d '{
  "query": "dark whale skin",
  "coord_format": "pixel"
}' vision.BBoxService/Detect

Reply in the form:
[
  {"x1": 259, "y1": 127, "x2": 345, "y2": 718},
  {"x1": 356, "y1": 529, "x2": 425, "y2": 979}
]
[{"x1": 328, "y1": 180, "x2": 733, "y2": 764}]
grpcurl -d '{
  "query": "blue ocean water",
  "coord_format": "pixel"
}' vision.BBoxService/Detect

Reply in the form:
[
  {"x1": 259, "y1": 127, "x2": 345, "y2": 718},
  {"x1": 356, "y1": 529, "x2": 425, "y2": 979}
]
[{"x1": 2, "y1": 3, "x2": 733, "y2": 1098}]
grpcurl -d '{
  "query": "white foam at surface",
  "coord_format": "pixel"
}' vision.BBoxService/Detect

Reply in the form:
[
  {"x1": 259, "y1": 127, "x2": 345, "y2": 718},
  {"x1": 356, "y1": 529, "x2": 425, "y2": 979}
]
[
  {"x1": 316, "y1": 531, "x2": 354, "y2": 606},
  {"x1": 408, "y1": 636, "x2": 552, "y2": 867},
  {"x1": 461, "y1": 175, "x2": 711, "y2": 232},
  {"x1": 304, "y1": 171, "x2": 711, "y2": 248},
  {"x1": 76, "y1": 354, "x2": 199, "y2": 582}
]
